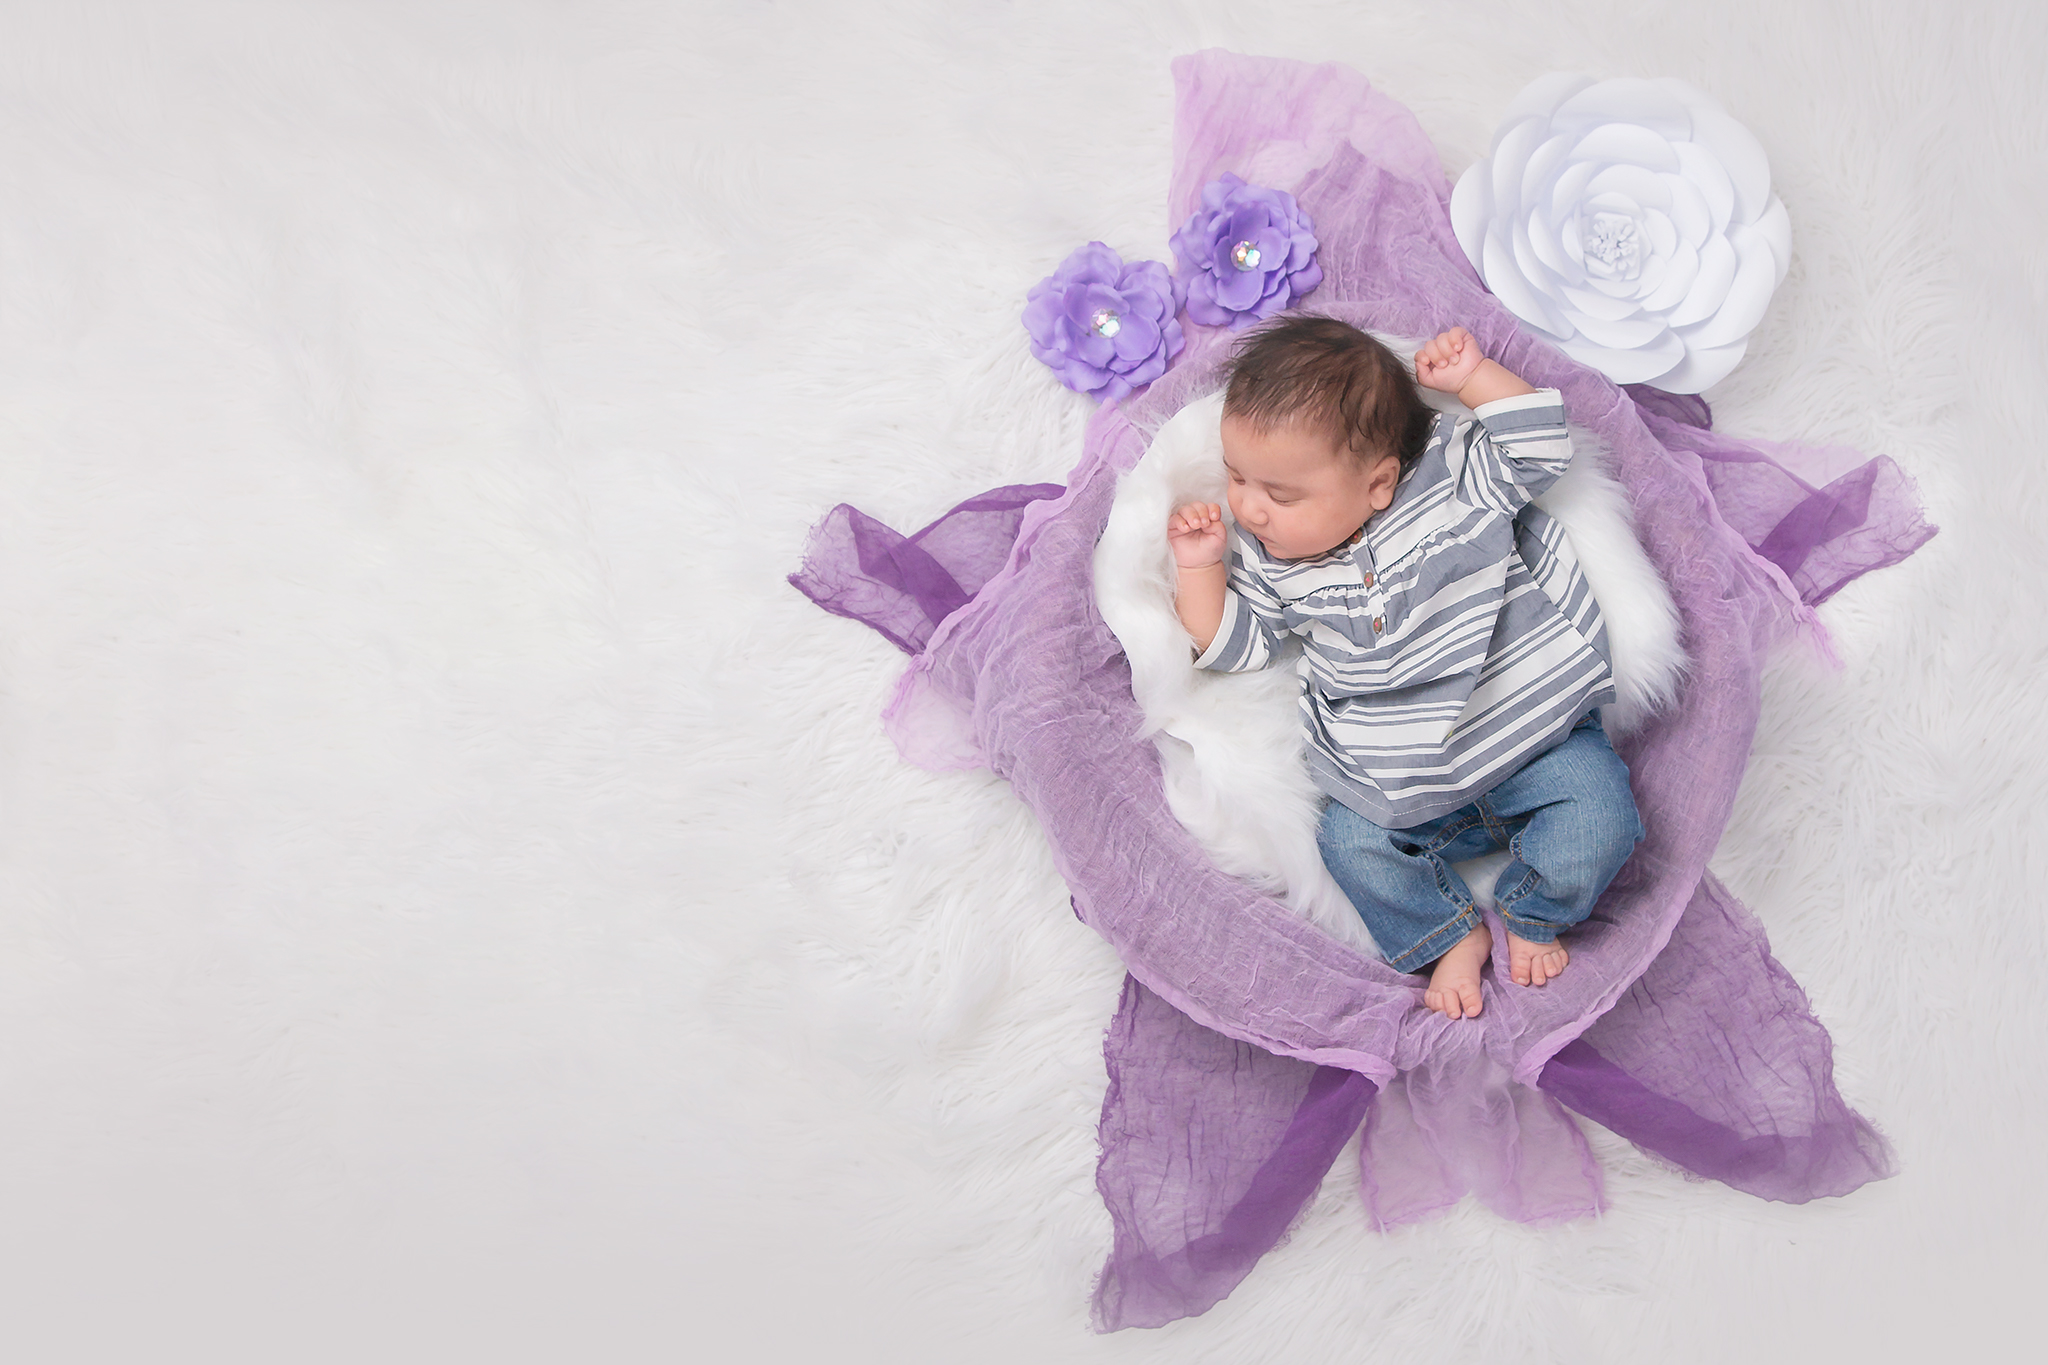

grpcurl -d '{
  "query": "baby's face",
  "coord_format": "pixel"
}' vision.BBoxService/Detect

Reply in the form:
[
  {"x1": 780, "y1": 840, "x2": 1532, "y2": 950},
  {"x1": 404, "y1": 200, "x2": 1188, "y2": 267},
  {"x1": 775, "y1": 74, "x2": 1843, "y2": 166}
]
[{"x1": 1220, "y1": 414, "x2": 1399, "y2": 561}]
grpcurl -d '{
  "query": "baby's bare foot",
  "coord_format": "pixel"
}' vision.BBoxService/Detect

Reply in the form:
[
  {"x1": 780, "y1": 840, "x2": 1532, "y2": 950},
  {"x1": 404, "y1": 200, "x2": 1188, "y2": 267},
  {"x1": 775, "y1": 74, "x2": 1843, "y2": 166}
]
[
  {"x1": 1423, "y1": 924, "x2": 1491, "y2": 1020},
  {"x1": 1507, "y1": 930, "x2": 1569, "y2": 987}
]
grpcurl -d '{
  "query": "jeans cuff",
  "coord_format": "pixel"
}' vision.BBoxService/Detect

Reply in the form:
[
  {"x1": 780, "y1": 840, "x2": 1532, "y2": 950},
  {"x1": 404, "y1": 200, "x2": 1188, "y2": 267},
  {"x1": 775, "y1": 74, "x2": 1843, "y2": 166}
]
[
  {"x1": 1496, "y1": 909, "x2": 1561, "y2": 945},
  {"x1": 1385, "y1": 905, "x2": 1482, "y2": 973}
]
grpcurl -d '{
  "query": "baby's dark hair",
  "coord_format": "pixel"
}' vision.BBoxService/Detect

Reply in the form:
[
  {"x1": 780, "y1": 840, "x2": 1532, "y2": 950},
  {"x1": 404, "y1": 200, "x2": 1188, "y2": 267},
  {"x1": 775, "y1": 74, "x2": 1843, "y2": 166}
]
[{"x1": 1222, "y1": 315, "x2": 1434, "y2": 470}]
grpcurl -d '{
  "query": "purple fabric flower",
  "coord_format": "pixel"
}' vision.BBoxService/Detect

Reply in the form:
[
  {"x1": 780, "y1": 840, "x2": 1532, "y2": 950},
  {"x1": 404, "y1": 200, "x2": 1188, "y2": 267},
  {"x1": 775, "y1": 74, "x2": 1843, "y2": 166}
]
[
  {"x1": 1170, "y1": 172, "x2": 1323, "y2": 329},
  {"x1": 1022, "y1": 243, "x2": 1185, "y2": 402}
]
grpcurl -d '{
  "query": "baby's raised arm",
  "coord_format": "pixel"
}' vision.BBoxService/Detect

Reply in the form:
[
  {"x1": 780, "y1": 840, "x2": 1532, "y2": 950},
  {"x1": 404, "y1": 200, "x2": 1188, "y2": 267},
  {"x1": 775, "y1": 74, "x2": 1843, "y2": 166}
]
[
  {"x1": 1169, "y1": 502, "x2": 1229, "y2": 652},
  {"x1": 1416, "y1": 327, "x2": 1570, "y2": 513}
]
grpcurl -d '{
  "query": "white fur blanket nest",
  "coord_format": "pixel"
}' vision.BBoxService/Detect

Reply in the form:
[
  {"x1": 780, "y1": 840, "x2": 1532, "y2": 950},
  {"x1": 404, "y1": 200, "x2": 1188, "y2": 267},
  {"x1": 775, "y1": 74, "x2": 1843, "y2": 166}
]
[{"x1": 1093, "y1": 364, "x2": 1686, "y2": 953}]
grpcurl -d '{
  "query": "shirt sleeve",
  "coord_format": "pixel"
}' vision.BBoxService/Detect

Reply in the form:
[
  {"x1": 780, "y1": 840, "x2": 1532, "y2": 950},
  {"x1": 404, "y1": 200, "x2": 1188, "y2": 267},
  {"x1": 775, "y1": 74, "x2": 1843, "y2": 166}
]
[
  {"x1": 1192, "y1": 534, "x2": 1289, "y2": 673},
  {"x1": 1453, "y1": 388, "x2": 1573, "y2": 515}
]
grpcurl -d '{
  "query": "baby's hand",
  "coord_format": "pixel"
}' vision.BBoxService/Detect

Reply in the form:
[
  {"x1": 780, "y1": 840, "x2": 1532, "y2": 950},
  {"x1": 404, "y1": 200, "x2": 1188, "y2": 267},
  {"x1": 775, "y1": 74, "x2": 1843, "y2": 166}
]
[
  {"x1": 1415, "y1": 326, "x2": 1486, "y2": 394},
  {"x1": 1168, "y1": 502, "x2": 1228, "y2": 569}
]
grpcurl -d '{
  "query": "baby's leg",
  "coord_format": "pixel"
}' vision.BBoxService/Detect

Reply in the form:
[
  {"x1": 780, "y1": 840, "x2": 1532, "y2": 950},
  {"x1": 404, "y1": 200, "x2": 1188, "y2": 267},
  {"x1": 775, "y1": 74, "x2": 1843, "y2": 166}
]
[
  {"x1": 1482, "y1": 717, "x2": 1644, "y2": 987},
  {"x1": 1317, "y1": 801, "x2": 1496, "y2": 1018}
]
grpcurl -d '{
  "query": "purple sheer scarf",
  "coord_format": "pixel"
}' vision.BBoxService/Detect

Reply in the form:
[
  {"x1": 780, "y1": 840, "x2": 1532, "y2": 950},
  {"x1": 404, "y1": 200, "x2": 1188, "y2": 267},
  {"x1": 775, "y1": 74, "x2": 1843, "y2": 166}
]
[
  {"x1": 1629, "y1": 387, "x2": 1935, "y2": 611},
  {"x1": 790, "y1": 52, "x2": 1932, "y2": 1331},
  {"x1": 790, "y1": 485, "x2": 1065, "y2": 655}
]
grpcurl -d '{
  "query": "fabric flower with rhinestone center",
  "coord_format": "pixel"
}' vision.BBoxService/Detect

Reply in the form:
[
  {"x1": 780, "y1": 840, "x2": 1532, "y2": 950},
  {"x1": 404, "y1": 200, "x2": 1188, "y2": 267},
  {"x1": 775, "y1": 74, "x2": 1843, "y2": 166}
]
[
  {"x1": 1451, "y1": 74, "x2": 1793, "y2": 394},
  {"x1": 1022, "y1": 242, "x2": 1185, "y2": 403},
  {"x1": 1170, "y1": 173, "x2": 1323, "y2": 330}
]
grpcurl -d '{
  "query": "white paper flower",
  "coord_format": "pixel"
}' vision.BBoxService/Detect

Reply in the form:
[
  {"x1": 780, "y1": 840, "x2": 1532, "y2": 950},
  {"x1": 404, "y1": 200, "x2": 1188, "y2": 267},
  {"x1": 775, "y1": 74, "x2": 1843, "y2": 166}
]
[{"x1": 1451, "y1": 74, "x2": 1792, "y2": 393}]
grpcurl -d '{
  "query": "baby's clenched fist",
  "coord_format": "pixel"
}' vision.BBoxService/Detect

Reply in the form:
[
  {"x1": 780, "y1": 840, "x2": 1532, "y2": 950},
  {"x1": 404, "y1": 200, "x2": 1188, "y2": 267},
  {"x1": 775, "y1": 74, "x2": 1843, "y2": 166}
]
[
  {"x1": 1168, "y1": 502, "x2": 1228, "y2": 569},
  {"x1": 1415, "y1": 326, "x2": 1485, "y2": 394}
]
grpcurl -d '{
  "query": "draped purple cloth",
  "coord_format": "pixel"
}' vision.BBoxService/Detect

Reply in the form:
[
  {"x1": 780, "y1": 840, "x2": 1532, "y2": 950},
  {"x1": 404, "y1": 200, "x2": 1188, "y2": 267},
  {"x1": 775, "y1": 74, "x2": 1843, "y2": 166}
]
[
  {"x1": 790, "y1": 53, "x2": 1934, "y2": 1331},
  {"x1": 790, "y1": 484, "x2": 1065, "y2": 655}
]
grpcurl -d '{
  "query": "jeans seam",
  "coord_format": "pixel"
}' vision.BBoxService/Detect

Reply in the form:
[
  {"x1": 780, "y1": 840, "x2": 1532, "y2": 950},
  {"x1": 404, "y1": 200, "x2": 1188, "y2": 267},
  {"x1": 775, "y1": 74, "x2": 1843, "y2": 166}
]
[
  {"x1": 1488, "y1": 799, "x2": 1518, "y2": 844},
  {"x1": 1496, "y1": 871, "x2": 1538, "y2": 909},
  {"x1": 1497, "y1": 827, "x2": 1565, "y2": 943},
  {"x1": 1419, "y1": 812, "x2": 1480, "y2": 855},
  {"x1": 1385, "y1": 904, "x2": 1481, "y2": 973},
  {"x1": 1495, "y1": 828, "x2": 1538, "y2": 910}
]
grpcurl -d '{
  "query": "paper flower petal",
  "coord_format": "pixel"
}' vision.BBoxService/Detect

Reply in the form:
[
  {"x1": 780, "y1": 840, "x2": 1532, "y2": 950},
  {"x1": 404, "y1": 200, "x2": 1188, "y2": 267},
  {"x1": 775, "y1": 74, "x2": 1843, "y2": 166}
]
[{"x1": 1454, "y1": 74, "x2": 1791, "y2": 393}]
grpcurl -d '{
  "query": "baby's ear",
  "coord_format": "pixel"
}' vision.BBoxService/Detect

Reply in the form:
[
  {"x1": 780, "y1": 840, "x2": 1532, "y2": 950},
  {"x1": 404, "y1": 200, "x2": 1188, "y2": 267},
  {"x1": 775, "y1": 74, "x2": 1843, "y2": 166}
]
[{"x1": 1369, "y1": 455, "x2": 1401, "y2": 510}]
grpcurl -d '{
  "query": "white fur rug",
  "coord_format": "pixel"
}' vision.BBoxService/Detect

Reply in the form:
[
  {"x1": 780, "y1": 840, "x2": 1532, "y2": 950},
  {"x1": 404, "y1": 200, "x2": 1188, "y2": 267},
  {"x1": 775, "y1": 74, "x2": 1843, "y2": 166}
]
[{"x1": 2, "y1": 3, "x2": 2037, "y2": 1362}]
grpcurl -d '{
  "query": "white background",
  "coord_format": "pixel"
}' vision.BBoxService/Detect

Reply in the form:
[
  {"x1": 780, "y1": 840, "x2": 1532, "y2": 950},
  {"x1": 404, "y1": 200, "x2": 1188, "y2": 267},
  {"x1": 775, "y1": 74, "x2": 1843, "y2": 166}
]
[{"x1": 0, "y1": 2, "x2": 2039, "y2": 1361}]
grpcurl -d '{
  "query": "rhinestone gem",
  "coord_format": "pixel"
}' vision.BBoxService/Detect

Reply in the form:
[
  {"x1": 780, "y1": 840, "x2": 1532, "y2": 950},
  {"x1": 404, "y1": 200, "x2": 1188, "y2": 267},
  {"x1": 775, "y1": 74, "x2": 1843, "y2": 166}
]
[
  {"x1": 1230, "y1": 240, "x2": 1262, "y2": 271},
  {"x1": 1088, "y1": 308, "x2": 1122, "y2": 338}
]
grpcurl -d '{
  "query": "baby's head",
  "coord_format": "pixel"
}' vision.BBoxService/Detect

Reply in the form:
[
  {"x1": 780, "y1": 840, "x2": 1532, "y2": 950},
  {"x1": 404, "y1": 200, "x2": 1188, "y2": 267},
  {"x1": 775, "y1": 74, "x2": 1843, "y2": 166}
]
[{"x1": 1220, "y1": 316, "x2": 1434, "y2": 561}]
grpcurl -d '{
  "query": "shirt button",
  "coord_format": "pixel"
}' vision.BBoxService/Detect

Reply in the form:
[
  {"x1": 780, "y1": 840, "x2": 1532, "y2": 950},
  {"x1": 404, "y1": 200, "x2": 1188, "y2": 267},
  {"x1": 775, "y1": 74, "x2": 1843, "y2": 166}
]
[
  {"x1": 1363, "y1": 572, "x2": 1375, "y2": 587},
  {"x1": 1372, "y1": 616, "x2": 1384, "y2": 632}
]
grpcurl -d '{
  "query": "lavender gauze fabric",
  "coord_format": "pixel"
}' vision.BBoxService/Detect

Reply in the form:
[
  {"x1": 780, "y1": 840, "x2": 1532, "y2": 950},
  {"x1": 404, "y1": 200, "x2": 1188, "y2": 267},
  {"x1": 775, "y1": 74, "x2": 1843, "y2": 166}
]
[{"x1": 791, "y1": 52, "x2": 1932, "y2": 1332}]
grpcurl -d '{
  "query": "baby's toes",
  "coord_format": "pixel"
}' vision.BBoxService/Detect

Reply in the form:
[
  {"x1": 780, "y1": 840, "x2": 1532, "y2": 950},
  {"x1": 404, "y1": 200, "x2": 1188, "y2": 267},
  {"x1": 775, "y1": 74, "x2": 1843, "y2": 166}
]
[
  {"x1": 1510, "y1": 955, "x2": 1532, "y2": 987},
  {"x1": 1456, "y1": 981, "x2": 1484, "y2": 1018}
]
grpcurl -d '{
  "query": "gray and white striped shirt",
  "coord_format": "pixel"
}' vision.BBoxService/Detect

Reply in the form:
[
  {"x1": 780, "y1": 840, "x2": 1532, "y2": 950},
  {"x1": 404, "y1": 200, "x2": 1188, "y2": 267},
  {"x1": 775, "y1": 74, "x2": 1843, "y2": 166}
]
[{"x1": 1194, "y1": 390, "x2": 1614, "y2": 828}]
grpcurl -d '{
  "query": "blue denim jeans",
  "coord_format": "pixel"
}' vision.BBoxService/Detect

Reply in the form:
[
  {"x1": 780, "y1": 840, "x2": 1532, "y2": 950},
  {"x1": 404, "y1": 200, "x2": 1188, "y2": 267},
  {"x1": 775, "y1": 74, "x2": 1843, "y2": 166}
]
[{"x1": 1315, "y1": 715, "x2": 1644, "y2": 972}]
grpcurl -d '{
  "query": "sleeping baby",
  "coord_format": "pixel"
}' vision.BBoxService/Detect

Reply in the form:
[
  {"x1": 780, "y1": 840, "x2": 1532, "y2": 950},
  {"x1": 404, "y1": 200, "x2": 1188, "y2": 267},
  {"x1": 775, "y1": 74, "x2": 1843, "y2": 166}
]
[{"x1": 1168, "y1": 317, "x2": 1643, "y2": 1019}]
